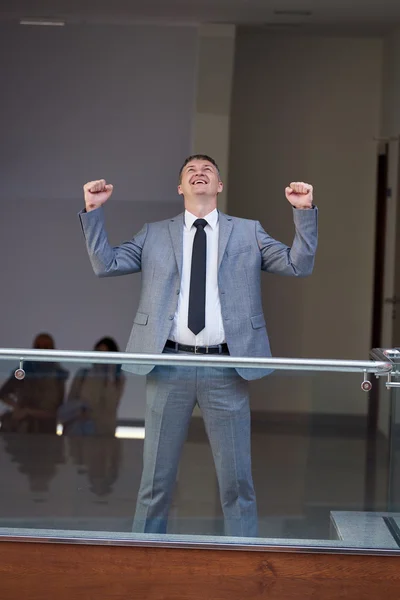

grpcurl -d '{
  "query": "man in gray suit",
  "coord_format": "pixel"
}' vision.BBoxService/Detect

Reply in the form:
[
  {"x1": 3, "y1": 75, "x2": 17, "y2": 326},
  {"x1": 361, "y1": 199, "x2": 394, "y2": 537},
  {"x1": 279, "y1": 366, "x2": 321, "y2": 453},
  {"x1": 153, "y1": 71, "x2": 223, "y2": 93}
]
[{"x1": 80, "y1": 154, "x2": 317, "y2": 537}]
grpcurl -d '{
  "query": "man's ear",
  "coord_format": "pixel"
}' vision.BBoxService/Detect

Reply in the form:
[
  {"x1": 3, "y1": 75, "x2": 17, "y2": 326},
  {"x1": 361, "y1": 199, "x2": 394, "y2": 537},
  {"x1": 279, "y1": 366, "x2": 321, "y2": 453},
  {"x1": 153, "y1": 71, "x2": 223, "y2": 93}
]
[
  {"x1": 178, "y1": 185, "x2": 183, "y2": 196},
  {"x1": 218, "y1": 181, "x2": 224, "y2": 193}
]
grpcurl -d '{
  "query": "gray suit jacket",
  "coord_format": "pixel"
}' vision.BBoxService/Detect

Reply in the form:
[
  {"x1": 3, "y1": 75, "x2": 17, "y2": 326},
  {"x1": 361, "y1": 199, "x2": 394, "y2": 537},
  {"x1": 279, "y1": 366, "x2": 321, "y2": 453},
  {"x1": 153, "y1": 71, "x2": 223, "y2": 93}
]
[{"x1": 79, "y1": 206, "x2": 318, "y2": 380}]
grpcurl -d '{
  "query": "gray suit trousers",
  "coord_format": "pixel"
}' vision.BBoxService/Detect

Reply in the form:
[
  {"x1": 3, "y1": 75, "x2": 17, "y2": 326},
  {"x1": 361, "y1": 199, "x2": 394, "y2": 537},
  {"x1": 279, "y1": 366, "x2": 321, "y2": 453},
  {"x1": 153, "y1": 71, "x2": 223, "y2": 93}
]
[{"x1": 132, "y1": 350, "x2": 257, "y2": 537}]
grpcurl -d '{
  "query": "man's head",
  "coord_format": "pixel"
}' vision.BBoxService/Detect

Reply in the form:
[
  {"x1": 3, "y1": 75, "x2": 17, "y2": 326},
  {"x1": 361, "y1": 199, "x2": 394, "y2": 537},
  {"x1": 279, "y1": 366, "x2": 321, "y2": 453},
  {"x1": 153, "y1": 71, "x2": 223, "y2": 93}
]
[{"x1": 178, "y1": 155, "x2": 223, "y2": 204}]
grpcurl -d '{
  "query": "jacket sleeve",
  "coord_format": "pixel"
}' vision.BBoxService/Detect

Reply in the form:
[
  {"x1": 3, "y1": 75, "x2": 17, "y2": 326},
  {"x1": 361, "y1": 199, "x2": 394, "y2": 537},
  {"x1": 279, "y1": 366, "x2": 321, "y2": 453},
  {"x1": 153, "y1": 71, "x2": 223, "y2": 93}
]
[
  {"x1": 256, "y1": 207, "x2": 318, "y2": 276},
  {"x1": 79, "y1": 206, "x2": 148, "y2": 277}
]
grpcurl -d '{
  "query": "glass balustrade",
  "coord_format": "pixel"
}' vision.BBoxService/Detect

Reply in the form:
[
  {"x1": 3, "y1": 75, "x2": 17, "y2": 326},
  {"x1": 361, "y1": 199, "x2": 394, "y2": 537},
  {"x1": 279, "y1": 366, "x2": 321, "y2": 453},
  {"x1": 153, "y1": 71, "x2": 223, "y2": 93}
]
[{"x1": 0, "y1": 347, "x2": 398, "y2": 553}]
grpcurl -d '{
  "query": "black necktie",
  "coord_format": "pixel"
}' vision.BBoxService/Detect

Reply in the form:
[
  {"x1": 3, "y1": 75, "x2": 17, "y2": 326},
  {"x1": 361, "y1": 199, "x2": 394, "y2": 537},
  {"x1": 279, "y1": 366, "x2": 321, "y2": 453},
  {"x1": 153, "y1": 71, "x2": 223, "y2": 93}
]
[{"x1": 188, "y1": 219, "x2": 207, "y2": 335}]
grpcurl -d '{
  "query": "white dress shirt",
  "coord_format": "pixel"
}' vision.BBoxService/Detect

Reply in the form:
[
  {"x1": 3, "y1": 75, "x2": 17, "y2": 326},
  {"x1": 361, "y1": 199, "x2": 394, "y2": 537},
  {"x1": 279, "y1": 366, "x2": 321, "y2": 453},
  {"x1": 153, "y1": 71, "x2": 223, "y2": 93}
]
[{"x1": 169, "y1": 208, "x2": 226, "y2": 346}]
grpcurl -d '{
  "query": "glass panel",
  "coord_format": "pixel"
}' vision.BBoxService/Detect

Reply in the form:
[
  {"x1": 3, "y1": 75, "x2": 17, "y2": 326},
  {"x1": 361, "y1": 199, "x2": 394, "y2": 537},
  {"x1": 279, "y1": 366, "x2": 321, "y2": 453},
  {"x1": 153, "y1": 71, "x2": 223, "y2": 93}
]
[
  {"x1": 388, "y1": 385, "x2": 400, "y2": 511},
  {"x1": 0, "y1": 352, "x2": 397, "y2": 552}
]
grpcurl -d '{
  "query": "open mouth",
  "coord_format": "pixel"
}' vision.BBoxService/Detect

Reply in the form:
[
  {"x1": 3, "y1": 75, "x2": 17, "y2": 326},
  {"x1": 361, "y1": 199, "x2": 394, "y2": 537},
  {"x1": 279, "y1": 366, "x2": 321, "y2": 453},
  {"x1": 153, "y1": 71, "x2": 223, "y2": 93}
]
[{"x1": 191, "y1": 179, "x2": 207, "y2": 186}]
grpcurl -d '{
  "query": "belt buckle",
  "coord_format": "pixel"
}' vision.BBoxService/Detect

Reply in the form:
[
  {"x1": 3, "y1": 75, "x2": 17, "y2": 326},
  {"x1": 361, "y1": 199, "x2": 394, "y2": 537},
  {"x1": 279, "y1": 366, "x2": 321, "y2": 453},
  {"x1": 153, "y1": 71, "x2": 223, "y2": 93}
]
[{"x1": 194, "y1": 345, "x2": 208, "y2": 354}]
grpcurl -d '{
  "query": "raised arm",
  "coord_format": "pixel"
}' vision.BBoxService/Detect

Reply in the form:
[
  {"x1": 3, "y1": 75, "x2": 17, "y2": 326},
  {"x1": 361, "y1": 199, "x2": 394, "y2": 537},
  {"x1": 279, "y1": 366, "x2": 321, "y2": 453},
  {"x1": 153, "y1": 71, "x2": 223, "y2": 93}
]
[
  {"x1": 257, "y1": 182, "x2": 318, "y2": 276},
  {"x1": 79, "y1": 179, "x2": 148, "y2": 277}
]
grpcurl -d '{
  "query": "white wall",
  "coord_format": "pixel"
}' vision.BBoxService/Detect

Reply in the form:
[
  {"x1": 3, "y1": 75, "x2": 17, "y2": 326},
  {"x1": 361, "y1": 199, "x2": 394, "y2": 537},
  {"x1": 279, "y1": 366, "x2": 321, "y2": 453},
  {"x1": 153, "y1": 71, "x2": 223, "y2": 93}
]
[
  {"x1": 0, "y1": 22, "x2": 198, "y2": 419},
  {"x1": 229, "y1": 31, "x2": 383, "y2": 414}
]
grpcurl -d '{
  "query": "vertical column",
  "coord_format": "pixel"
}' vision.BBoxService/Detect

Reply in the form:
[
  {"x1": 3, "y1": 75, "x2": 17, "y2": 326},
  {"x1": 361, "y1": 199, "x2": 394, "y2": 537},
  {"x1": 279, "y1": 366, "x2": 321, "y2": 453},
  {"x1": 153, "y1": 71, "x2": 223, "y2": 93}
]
[{"x1": 192, "y1": 24, "x2": 236, "y2": 212}]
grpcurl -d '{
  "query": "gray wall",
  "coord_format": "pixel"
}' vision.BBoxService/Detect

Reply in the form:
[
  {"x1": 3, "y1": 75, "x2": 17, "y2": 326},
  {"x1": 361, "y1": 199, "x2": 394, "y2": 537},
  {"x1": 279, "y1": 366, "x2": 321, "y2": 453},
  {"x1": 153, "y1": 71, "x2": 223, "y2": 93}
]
[
  {"x1": 378, "y1": 28, "x2": 400, "y2": 435},
  {"x1": 228, "y1": 30, "x2": 382, "y2": 414},
  {"x1": 0, "y1": 22, "x2": 389, "y2": 420},
  {"x1": 192, "y1": 24, "x2": 236, "y2": 213},
  {"x1": 0, "y1": 23, "x2": 198, "y2": 419},
  {"x1": 0, "y1": 23, "x2": 197, "y2": 203}
]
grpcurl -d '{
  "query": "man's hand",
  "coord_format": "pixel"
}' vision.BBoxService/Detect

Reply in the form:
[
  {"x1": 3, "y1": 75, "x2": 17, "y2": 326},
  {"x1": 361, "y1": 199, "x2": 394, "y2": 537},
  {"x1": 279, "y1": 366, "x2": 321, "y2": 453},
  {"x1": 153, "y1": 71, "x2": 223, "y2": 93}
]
[
  {"x1": 285, "y1": 182, "x2": 313, "y2": 209},
  {"x1": 83, "y1": 179, "x2": 114, "y2": 212}
]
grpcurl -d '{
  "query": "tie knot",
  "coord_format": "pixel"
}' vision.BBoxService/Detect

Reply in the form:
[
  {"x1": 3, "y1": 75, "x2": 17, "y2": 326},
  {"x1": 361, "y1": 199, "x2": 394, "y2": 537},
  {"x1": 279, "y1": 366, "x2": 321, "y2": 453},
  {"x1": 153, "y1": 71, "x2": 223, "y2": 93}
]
[{"x1": 194, "y1": 218, "x2": 208, "y2": 230}]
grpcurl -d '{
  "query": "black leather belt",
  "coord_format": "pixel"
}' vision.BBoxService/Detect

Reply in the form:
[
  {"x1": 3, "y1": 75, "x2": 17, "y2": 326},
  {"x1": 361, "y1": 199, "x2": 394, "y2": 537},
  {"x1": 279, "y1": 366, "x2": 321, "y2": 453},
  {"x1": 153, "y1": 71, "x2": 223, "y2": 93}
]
[{"x1": 165, "y1": 340, "x2": 229, "y2": 355}]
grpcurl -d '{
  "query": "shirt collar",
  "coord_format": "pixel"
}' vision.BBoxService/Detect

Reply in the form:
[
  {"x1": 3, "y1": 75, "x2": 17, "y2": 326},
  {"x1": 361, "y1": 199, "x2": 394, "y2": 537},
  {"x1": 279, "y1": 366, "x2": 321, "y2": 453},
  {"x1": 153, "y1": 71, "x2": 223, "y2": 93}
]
[{"x1": 184, "y1": 208, "x2": 218, "y2": 231}]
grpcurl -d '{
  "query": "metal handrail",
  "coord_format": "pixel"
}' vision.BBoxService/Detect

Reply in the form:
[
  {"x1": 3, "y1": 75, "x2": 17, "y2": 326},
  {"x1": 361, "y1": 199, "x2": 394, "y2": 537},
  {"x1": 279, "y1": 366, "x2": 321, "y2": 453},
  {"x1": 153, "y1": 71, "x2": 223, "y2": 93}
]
[
  {"x1": 370, "y1": 348, "x2": 400, "y2": 388},
  {"x1": 0, "y1": 348, "x2": 392, "y2": 374},
  {"x1": 370, "y1": 348, "x2": 397, "y2": 363}
]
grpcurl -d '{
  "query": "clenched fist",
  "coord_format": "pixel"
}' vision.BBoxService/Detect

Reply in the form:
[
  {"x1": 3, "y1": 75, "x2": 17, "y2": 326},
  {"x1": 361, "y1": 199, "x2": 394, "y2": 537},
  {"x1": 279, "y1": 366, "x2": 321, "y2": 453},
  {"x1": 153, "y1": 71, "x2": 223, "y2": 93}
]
[
  {"x1": 83, "y1": 179, "x2": 114, "y2": 212},
  {"x1": 285, "y1": 182, "x2": 313, "y2": 209}
]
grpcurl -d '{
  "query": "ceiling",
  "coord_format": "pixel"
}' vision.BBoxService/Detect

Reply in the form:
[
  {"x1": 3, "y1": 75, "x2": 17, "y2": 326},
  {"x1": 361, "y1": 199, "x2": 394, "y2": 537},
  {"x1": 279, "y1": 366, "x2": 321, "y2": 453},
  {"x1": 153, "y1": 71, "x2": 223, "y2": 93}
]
[{"x1": 2, "y1": 0, "x2": 400, "y2": 32}]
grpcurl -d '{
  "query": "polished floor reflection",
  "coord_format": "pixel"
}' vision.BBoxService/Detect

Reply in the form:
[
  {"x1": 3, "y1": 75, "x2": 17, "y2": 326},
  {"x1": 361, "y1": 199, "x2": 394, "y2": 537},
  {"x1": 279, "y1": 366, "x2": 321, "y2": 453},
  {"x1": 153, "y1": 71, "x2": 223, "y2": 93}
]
[{"x1": 0, "y1": 417, "x2": 390, "y2": 540}]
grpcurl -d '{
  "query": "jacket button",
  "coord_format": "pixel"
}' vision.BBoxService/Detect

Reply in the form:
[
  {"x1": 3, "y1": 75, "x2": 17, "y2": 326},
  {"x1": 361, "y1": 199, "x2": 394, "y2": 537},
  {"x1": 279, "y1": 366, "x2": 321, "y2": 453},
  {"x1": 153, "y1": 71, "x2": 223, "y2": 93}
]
[
  {"x1": 176, "y1": 289, "x2": 180, "y2": 295},
  {"x1": 169, "y1": 315, "x2": 174, "y2": 320}
]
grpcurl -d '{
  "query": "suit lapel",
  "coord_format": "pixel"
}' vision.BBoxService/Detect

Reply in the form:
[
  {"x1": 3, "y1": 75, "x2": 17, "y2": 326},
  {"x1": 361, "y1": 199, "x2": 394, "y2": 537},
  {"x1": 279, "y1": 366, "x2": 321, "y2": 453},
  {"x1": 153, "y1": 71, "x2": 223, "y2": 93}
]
[
  {"x1": 168, "y1": 213, "x2": 184, "y2": 278},
  {"x1": 218, "y1": 212, "x2": 233, "y2": 270},
  {"x1": 168, "y1": 211, "x2": 232, "y2": 274}
]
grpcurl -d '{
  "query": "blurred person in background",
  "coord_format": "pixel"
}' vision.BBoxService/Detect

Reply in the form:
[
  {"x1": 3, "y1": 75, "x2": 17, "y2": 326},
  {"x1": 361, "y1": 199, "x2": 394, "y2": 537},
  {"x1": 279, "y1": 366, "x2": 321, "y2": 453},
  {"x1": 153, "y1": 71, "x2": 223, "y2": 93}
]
[
  {"x1": 0, "y1": 333, "x2": 68, "y2": 434},
  {"x1": 61, "y1": 337, "x2": 125, "y2": 436}
]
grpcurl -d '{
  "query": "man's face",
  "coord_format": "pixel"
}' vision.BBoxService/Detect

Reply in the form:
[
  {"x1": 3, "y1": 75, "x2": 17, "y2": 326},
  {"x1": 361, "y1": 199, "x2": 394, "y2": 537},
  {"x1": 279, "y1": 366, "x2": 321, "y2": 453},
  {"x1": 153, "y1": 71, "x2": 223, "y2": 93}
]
[{"x1": 178, "y1": 160, "x2": 223, "y2": 199}]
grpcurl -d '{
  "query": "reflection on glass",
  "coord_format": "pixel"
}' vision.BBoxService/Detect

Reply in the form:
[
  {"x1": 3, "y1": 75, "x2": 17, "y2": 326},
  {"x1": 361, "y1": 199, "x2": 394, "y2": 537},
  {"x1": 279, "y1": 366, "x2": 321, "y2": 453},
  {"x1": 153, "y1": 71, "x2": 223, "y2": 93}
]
[
  {"x1": 58, "y1": 337, "x2": 125, "y2": 437},
  {"x1": 1, "y1": 433, "x2": 65, "y2": 493},
  {"x1": 0, "y1": 333, "x2": 68, "y2": 435},
  {"x1": 0, "y1": 363, "x2": 397, "y2": 552},
  {"x1": 67, "y1": 436, "x2": 121, "y2": 497},
  {"x1": 388, "y1": 385, "x2": 400, "y2": 511}
]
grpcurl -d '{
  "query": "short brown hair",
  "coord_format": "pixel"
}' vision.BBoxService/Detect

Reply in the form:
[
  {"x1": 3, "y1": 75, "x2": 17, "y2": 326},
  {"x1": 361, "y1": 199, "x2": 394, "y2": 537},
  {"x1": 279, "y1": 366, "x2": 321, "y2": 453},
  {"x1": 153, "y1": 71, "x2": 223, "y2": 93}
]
[{"x1": 179, "y1": 154, "x2": 220, "y2": 181}]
